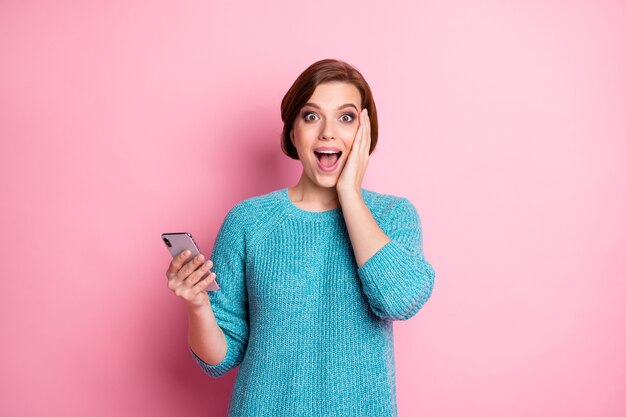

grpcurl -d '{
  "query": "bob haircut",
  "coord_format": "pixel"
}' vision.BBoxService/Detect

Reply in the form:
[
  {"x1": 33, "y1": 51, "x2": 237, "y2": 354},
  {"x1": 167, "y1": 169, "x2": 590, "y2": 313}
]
[{"x1": 280, "y1": 59, "x2": 379, "y2": 160}]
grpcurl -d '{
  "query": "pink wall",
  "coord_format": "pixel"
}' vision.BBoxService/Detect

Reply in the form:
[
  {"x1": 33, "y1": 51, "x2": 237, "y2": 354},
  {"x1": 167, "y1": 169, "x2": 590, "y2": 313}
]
[{"x1": 1, "y1": 1, "x2": 625, "y2": 416}]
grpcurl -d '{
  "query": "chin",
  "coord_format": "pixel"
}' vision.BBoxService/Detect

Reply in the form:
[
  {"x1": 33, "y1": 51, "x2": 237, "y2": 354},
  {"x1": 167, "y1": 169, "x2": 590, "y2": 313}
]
[
  {"x1": 321, "y1": 178, "x2": 341, "y2": 189},
  {"x1": 312, "y1": 174, "x2": 339, "y2": 189},
  {"x1": 318, "y1": 181, "x2": 337, "y2": 189}
]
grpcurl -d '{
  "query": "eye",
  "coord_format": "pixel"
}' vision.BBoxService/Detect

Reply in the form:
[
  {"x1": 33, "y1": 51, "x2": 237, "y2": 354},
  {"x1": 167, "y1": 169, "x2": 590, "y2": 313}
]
[
  {"x1": 303, "y1": 112, "x2": 319, "y2": 122},
  {"x1": 340, "y1": 113, "x2": 355, "y2": 122}
]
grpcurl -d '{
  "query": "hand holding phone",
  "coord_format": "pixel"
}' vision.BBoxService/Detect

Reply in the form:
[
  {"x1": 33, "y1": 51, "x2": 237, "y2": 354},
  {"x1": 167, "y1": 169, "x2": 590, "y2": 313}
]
[{"x1": 163, "y1": 232, "x2": 220, "y2": 307}]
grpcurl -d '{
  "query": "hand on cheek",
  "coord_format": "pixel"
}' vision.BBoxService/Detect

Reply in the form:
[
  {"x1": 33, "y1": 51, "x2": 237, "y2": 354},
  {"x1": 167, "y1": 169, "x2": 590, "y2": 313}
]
[{"x1": 337, "y1": 108, "x2": 371, "y2": 196}]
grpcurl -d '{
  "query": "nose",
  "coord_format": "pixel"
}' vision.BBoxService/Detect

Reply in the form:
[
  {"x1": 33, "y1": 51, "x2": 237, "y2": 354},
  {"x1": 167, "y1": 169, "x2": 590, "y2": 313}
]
[{"x1": 319, "y1": 119, "x2": 336, "y2": 141}]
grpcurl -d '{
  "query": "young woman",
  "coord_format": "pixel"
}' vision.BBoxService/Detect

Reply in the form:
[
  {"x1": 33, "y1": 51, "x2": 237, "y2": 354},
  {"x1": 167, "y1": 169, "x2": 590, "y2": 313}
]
[{"x1": 165, "y1": 59, "x2": 436, "y2": 416}]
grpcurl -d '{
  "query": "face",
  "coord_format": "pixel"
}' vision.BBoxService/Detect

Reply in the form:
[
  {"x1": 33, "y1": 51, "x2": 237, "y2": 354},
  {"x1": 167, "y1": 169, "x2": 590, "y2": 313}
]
[{"x1": 290, "y1": 81, "x2": 361, "y2": 188}]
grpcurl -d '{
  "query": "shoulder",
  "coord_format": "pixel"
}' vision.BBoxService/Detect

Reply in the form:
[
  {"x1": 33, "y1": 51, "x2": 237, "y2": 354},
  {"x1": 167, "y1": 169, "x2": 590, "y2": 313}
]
[
  {"x1": 215, "y1": 189, "x2": 286, "y2": 250},
  {"x1": 361, "y1": 188, "x2": 415, "y2": 215},
  {"x1": 221, "y1": 188, "x2": 286, "y2": 230},
  {"x1": 361, "y1": 188, "x2": 420, "y2": 225}
]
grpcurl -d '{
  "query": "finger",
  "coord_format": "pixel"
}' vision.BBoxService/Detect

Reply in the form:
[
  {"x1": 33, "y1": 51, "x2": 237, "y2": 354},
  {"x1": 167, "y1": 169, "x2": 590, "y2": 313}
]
[
  {"x1": 347, "y1": 132, "x2": 360, "y2": 161},
  {"x1": 166, "y1": 250, "x2": 191, "y2": 279},
  {"x1": 190, "y1": 278, "x2": 213, "y2": 304},
  {"x1": 358, "y1": 108, "x2": 364, "y2": 134},
  {"x1": 195, "y1": 272, "x2": 217, "y2": 291},
  {"x1": 176, "y1": 253, "x2": 205, "y2": 280},
  {"x1": 352, "y1": 128, "x2": 361, "y2": 154},
  {"x1": 361, "y1": 108, "x2": 371, "y2": 158},
  {"x1": 179, "y1": 253, "x2": 205, "y2": 280},
  {"x1": 354, "y1": 113, "x2": 365, "y2": 152},
  {"x1": 365, "y1": 109, "x2": 372, "y2": 143},
  {"x1": 365, "y1": 110, "x2": 372, "y2": 150},
  {"x1": 185, "y1": 259, "x2": 213, "y2": 287},
  {"x1": 189, "y1": 272, "x2": 217, "y2": 300},
  {"x1": 174, "y1": 270, "x2": 214, "y2": 299},
  {"x1": 353, "y1": 112, "x2": 364, "y2": 141}
]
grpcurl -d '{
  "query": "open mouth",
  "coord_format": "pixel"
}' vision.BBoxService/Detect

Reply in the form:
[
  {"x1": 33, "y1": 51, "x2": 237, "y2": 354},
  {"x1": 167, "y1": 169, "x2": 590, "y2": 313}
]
[{"x1": 314, "y1": 150, "x2": 343, "y2": 169}]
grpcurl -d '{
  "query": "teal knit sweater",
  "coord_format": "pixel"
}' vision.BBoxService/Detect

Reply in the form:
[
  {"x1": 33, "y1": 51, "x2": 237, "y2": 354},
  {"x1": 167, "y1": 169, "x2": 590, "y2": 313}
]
[{"x1": 190, "y1": 188, "x2": 435, "y2": 416}]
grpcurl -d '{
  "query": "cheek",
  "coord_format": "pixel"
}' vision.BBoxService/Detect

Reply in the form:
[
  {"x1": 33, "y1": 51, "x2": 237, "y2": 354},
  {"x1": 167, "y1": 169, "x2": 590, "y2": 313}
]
[
  {"x1": 293, "y1": 121, "x2": 312, "y2": 139},
  {"x1": 343, "y1": 138, "x2": 356, "y2": 154},
  {"x1": 342, "y1": 127, "x2": 358, "y2": 147},
  {"x1": 292, "y1": 125, "x2": 315, "y2": 154},
  {"x1": 341, "y1": 123, "x2": 358, "y2": 138},
  {"x1": 291, "y1": 123, "x2": 304, "y2": 143}
]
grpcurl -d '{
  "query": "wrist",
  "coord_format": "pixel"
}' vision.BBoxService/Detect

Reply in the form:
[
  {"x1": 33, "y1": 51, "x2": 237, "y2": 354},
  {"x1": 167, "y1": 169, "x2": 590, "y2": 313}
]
[
  {"x1": 186, "y1": 300, "x2": 212, "y2": 316},
  {"x1": 338, "y1": 187, "x2": 362, "y2": 204}
]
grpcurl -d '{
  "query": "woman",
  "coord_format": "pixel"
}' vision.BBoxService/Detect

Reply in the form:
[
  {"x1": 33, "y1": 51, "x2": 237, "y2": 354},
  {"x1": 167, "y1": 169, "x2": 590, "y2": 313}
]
[{"x1": 165, "y1": 59, "x2": 435, "y2": 416}]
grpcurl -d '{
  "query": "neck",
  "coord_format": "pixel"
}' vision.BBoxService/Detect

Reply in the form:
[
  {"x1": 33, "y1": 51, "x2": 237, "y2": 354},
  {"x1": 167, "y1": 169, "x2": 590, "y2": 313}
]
[{"x1": 288, "y1": 172, "x2": 339, "y2": 210}]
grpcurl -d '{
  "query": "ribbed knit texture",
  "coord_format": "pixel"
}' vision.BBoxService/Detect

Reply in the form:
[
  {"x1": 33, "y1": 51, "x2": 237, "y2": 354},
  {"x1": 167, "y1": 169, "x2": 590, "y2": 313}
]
[{"x1": 190, "y1": 188, "x2": 435, "y2": 417}]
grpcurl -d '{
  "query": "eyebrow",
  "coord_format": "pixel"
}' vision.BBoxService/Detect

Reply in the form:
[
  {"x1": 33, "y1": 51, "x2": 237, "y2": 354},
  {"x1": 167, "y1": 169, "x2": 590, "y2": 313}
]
[{"x1": 303, "y1": 102, "x2": 359, "y2": 111}]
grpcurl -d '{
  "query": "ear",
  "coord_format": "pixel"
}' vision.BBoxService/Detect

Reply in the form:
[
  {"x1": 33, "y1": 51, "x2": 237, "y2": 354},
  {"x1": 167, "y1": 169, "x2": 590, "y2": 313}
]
[{"x1": 290, "y1": 130, "x2": 295, "y2": 145}]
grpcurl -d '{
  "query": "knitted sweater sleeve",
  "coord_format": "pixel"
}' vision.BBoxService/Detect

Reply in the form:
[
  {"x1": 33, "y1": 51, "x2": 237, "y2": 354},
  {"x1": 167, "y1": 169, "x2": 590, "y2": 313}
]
[
  {"x1": 357, "y1": 197, "x2": 435, "y2": 321},
  {"x1": 190, "y1": 204, "x2": 249, "y2": 377}
]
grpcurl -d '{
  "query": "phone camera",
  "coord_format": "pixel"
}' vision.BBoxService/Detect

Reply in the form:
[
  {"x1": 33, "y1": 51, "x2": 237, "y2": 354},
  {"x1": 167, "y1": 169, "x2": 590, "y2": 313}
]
[{"x1": 163, "y1": 237, "x2": 172, "y2": 248}]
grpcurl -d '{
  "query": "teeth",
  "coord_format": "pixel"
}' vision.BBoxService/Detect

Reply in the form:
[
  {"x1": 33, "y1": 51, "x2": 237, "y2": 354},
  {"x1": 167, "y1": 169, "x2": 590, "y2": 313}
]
[{"x1": 315, "y1": 150, "x2": 339, "y2": 154}]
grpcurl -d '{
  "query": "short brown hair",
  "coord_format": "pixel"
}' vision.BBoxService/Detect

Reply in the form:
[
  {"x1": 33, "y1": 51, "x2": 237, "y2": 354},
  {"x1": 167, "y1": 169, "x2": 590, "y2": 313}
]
[{"x1": 280, "y1": 59, "x2": 379, "y2": 160}]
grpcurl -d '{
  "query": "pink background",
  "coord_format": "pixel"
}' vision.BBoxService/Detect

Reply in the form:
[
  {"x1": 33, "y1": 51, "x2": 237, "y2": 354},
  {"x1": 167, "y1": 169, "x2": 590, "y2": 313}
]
[{"x1": 1, "y1": 1, "x2": 625, "y2": 416}]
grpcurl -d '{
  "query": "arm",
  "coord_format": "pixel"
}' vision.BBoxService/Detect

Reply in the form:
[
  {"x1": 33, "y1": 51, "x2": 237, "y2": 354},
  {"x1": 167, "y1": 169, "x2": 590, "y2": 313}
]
[
  {"x1": 337, "y1": 108, "x2": 435, "y2": 321},
  {"x1": 165, "y1": 248, "x2": 229, "y2": 370},
  {"x1": 337, "y1": 107, "x2": 389, "y2": 268},
  {"x1": 353, "y1": 197, "x2": 435, "y2": 321},
  {"x1": 187, "y1": 302, "x2": 227, "y2": 367},
  {"x1": 338, "y1": 190, "x2": 390, "y2": 268},
  {"x1": 189, "y1": 204, "x2": 250, "y2": 377}
]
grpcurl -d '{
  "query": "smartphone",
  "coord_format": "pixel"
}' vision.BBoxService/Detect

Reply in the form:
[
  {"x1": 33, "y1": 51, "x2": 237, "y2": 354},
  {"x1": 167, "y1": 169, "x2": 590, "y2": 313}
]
[{"x1": 161, "y1": 232, "x2": 220, "y2": 292}]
